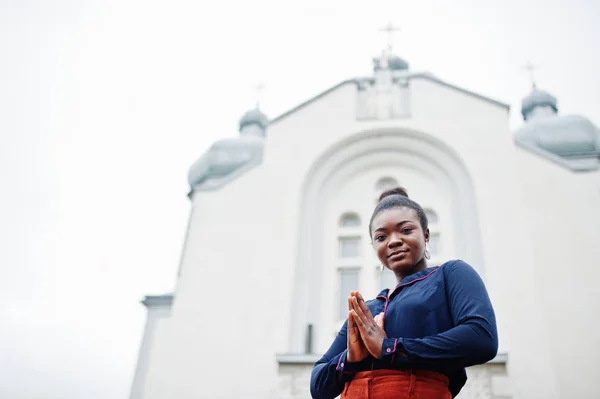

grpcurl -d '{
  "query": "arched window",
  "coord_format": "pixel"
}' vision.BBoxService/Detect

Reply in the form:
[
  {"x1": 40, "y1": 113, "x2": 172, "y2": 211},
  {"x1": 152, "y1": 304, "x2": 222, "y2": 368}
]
[
  {"x1": 338, "y1": 268, "x2": 360, "y2": 319},
  {"x1": 375, "y1": 177, "x2": 398, "y2": 193},
  {"x1": 339, "y1": 212, "x2": 361, "y2": 227}
]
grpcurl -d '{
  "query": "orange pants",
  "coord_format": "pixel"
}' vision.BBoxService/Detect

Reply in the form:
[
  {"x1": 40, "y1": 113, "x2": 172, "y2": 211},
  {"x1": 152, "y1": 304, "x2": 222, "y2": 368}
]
[{"x1": 341, "y1": 369, "x2": 451, "y2": 399}]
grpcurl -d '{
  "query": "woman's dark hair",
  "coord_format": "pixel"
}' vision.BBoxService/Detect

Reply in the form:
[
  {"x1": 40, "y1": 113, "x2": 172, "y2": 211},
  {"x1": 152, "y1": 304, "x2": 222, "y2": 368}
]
[{"x1": 368, "y1": 187, "x2": 429, "y2": 236}]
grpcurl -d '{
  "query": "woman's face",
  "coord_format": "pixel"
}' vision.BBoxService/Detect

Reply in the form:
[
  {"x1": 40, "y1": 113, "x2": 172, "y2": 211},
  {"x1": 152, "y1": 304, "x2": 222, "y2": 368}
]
[{"x1": 371, "y1": 207, "x2": 429, "y2": 277}]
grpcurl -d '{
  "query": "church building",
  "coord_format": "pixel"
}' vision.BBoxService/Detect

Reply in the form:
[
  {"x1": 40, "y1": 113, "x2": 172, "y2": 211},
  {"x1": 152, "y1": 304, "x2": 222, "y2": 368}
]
[{"x1": 129, "y1": 42, "x2": 600, "y2": 399}]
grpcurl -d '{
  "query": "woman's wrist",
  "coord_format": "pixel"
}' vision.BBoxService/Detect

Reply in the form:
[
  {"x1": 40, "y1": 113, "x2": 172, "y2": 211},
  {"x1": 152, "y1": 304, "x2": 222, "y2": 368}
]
[
  {"x1": 346, "y1": 351, "x2": 354, "y2": 363},
  {"x1": 346, "y1": 350, "x2": 362, "y2": 363}
]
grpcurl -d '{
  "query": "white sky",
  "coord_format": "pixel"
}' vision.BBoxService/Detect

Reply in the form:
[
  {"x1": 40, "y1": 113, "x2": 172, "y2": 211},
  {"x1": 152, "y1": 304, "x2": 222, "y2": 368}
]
[{"x1": 1, "y1": 0, "x2": 599, "y2": 398}]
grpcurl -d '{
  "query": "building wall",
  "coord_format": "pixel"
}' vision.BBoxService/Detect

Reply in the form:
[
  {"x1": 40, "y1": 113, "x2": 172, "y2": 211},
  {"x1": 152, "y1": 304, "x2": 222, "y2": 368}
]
[
  {"x1": 133, "y1": 76, "x2": 582, "y2": 398},
  {"x1": 139, "y1": 167, "x2": 286, "y2": 398},
  {"x1": 266, "y1": 76, "x2": 512, "y2": 356},
  {"x1": 269, "y1": 76, "x2": 559, "y2": 399},
  {"x1": 130, "y1": 304, "x2": 171, "y2": 399},
  {"x1": 516, "y1": 147, "x2": 600, "y2": 399}
]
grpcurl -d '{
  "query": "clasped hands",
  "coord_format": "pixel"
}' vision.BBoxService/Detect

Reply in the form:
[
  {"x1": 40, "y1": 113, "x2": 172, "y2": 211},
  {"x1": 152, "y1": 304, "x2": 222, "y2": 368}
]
[{"x1": 346, "y1": 290, "x2": 388, "y2": 363}]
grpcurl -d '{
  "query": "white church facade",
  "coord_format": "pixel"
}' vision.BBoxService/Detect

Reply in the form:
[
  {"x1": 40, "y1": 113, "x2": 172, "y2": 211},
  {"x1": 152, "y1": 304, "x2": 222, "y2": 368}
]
[{"x1": 129, "y1": 48, "x2": 600, "y2": 399}]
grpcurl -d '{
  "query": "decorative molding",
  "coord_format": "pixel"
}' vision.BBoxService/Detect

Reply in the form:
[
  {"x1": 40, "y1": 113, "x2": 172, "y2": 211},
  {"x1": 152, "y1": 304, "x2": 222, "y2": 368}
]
[
  {"x1": 356, "y1": 74, "x2": 411, "y2": 120},
  {"x1": 276, "y1": 353, "x2": 508, "y2": 365},
  {"x1": 141, "y1": 294, "x2": 174, "y2": 307},
  {"x1": 276, "y1": 354, "x2": 320, "y2": 364}
]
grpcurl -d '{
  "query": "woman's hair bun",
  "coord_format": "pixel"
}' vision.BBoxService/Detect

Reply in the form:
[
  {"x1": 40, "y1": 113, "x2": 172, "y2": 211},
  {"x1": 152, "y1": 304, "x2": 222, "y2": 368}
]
[{"x1": 378, "y1": 187, "x2": 409, "y2": 202}]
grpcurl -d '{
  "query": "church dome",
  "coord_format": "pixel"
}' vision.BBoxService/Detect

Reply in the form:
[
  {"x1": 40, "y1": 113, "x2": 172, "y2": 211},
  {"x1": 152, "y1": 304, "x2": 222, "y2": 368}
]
[
  {"x1": 372, "y1": 53, "x2": 409, "y2": 72},
  {"x1": 516, "y1": 84, "x2": 600, "y2": 158},
  {"x1": 388, "y1": 55, "x2": 409, "y2": 71},
  {"x1": 515, "y1": 114, "x2": 600, "y2": 157},
  {"x1": 239, "y1": 108, "x2": 268, "y2": 130},
  {"x1": 521, "y1": 87, "x2": 557, "y2": 119}
]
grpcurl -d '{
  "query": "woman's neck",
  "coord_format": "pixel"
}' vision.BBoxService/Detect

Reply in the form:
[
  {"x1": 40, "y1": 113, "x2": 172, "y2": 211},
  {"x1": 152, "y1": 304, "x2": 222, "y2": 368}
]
[{"x1": 395, "y1": 260, "x2": 427, "y2": 283}]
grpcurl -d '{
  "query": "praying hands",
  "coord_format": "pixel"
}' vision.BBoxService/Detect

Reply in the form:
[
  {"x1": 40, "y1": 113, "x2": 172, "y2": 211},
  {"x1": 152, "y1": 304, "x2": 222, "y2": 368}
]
[{"x1": 346, "y1": 291, "x2": 387, "y2": 362}]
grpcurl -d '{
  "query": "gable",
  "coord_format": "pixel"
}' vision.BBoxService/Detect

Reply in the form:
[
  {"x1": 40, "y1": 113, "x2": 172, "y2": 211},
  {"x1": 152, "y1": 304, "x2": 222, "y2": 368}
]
[
  {"x1": 407, "y1": 74, "x2": 510, "y2": 128},
  {"x1": 268, "y1": 73, "x2": 509, "y2": 128},
  {"x1": 269, "y1": 79, "x2": 359, "y2": 126}
]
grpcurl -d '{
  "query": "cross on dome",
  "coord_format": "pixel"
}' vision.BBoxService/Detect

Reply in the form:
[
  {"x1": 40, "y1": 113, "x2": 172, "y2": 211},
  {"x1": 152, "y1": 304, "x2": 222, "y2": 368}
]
[
  {"x1": 522, "y1": 62, "x2": 539, "y2": 89},
  {"x1": 373, "y1": 22, "x2": 409, "y2": 72},
  {"x1": 379, "y1": 22, "x2": 402, "y2": 53},
  {"x1": 255, "y1": 82, "x2": 266, "y2": 108}
]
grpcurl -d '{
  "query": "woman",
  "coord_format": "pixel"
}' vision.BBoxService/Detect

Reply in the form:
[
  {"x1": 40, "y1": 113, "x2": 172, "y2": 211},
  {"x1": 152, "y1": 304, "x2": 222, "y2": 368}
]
[{"x1": 310, "y1": 187, "x2": 498, "y2": 398}]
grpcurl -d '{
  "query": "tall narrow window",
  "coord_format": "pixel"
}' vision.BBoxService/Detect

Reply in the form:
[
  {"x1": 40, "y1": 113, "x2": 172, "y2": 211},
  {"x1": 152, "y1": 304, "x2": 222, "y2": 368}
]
[
  {"x1": 339, "y1": 269, "x2": 360, "y2": 319},
  {"x1": 424, "y1": 208, "x2": 441, "y2": 261},
  {"x1": 339, "y1": 237, "x2": 361, "y2": 258},
  {"x1": 429, "y1": 232, "x2": 441, "y2": 257},
  {"x1": 336, "y1": 210, "x2": 363, "y2": 324},
  {"x1": 339, "y1": 212, "x2": 361, "y2": 227}
]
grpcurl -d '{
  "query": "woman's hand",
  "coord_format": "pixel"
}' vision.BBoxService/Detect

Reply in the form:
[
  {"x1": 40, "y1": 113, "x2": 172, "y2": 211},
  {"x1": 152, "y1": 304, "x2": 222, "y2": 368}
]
[
  {"x1": 346, "y1": 296, "x2": 369, "y2": 363},
  {"x1": 350, "y1": 291, "x2": 387, "y2": 359}
]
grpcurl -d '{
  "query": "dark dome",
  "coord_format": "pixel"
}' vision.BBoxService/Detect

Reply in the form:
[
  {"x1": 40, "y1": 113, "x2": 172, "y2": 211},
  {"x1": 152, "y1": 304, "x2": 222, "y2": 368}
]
[
  {"x1": 388, "y1": 55, "x2": 409, "y2": 71},
  {"x1": 239, "y1": 108, "x2": 268, "y2": 130},
  {"x1": 372, "y1": 53, "x2": 409, "y2": 72},
  {"x1": 521, "y1": 88, "x2": 557, "y2": 119}
]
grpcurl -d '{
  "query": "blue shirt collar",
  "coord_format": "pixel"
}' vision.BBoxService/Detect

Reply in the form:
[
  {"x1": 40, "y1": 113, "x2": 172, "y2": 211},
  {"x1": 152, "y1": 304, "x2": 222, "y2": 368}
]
[{"x1": 376, "y1": 266, "x2": 440, "y2": 298}]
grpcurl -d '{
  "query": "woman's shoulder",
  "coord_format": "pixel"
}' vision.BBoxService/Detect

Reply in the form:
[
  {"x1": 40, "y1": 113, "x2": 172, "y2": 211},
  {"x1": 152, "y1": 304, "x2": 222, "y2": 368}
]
[
  {"x1": 438, "y1": 259, "x2": 485, "y2": 285},
  {"x1": 439, "y1": 259, "x2": 479, "y2": 274}
]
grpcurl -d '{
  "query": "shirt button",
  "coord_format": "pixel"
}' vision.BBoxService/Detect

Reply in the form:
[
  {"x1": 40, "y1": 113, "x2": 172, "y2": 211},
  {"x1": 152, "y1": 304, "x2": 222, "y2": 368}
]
[
  {"x1": 340, "y1": 363, "x2": 344, "y2": 367},
  {"x1": 386, "y1": 348, "x2": 391, "y2": 353}
]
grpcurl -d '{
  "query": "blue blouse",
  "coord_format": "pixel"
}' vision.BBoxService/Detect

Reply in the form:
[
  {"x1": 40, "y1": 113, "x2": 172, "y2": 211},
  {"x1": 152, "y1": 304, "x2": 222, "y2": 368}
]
[{"x1": 310, "y1": 260, "x2": 498, "y2": 399}]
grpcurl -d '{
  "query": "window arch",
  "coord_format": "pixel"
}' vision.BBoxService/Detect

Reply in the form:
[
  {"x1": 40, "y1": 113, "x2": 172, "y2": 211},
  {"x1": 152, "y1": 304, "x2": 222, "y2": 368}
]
[
  {"x1": 375, "y1": 177, "x2": 398, "y2": 193},
  {"x1": 339, "y1": 212, "x2": 361, "y2": 227},
  {"x1": 290, "y1": 129, "x2": 485, "y2": 354}
]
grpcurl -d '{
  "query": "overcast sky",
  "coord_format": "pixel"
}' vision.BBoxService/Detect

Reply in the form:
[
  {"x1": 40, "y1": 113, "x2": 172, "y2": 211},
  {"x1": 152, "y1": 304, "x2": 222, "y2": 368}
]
[{"x1": 1, "y1": 0, "x2": 599, "y2": 398}]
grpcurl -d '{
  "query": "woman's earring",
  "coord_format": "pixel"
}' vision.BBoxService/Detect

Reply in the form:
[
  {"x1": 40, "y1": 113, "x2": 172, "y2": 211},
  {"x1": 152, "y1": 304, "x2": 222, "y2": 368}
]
[{"x1": 424, "y1": 243, "x2": 431, "y2": 260}]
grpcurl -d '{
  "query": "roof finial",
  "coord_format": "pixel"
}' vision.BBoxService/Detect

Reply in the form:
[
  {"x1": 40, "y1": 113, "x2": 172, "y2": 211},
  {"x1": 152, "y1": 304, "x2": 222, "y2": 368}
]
[
  {"x1": 255, "y1": 82, "x2": 266, "y2": 108},
  {"x1": 522, "y1": 62, "x2": 539, "y2": 89},
  {"x1": 379, "y1": 22, "x2": 401, "y2": 53}
]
